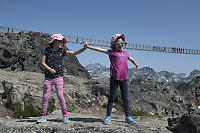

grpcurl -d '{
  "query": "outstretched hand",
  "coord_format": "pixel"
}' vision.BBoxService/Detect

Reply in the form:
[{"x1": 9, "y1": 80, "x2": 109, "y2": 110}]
[
  {"x1": 84, "y1": 40, "x2": 88, "y2": 49},
  {"x1": 136, "y1": 64, "x2": 140, "y2": 70}
]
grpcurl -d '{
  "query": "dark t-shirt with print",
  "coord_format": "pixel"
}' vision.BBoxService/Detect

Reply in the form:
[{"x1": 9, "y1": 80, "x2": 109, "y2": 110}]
[{"x1": 42, "y1": 47, "x2": 66, "y2": 79}]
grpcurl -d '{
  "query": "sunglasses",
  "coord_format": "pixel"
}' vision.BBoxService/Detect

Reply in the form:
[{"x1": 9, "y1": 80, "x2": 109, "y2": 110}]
[{"x1": 115, "y1": 41, "x2": 125, "y2": 45}]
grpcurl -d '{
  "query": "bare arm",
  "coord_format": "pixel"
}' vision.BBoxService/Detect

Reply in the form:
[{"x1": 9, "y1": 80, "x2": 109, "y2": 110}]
[
  {"x1": 84, "y1": 40, "x2": 109, "y2": 54},
  {"x1": 128, "y1": 56, "x2": 140, "y2": 70},
  {"x1": 65, "y1": 46, "x2": 87, "y2": 55},
  {"x1": 41, "y1": 55, "x2": 56, "y2": 74},
  {"x1": 87, "y1": 45, "x2": 109, "y2": 54}
]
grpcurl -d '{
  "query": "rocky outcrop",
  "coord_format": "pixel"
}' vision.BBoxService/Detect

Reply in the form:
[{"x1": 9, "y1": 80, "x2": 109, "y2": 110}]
[
  {"x1": 0, "y1": 69, "x2": 172, "y2": 132},
  {"x1": 0, "y1": 110, "x2": 170, "y2": 133},
  {"x1": 168, "y1": 114, "x2": 200, "y2": 133},
  {"x1": 177, "y1": 76, "x2": 200, "y2": 110},
  {"x1": 166, "y1": 76, "x2": 200, "y2": 133},
  {"x1": 129, "y1": 78, "x2": 186, "y2": 116},
  {"x1": 0, "y1": 32, "x2": 91, "y2": 79},
  {"x1": 88, "y1": 77, "x2": 186, "y2": 117},
  {"x1": 0, "y1": 69, "x2": 94, "y2": 118},
  {"x1": 0, "y1": 67, "x2": 188, "y2": 119}
]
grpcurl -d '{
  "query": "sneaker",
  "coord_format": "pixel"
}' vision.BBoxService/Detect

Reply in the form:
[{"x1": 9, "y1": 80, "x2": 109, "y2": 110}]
[
  {"x1": 125, "y1": 116, "x2": 136, "y2": 125},
  {"x1": 37, "y1": 116, "x2": 47, "y2": 123},
  {"x1": 103, "y1": 116, "x2": 111, "y2": 125},
  {"x1": 62, "y1": 115, "x2": 69, "y2": 123}
]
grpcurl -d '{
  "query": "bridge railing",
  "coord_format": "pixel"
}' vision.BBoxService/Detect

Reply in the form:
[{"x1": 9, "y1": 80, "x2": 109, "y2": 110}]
[
  {"x1": 64, "y1": 35, "x2": 200, "y2": 55},
  {"x1": 0, "y1": 25, "x2": 29, "y2": 33},
  {"x1": 0, "y1": 25, "x2": 199, "y2": 55}
]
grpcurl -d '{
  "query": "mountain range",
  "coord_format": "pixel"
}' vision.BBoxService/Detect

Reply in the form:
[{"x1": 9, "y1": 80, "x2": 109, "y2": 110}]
[{"x1": 85, "y1": 63, "x2": 200, "y2": 87}]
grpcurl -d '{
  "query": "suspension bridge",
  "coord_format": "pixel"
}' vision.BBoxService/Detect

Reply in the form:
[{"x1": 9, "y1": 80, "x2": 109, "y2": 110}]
[{"x1": 1, "y1": 25, "x2": 200, "y2": 55}]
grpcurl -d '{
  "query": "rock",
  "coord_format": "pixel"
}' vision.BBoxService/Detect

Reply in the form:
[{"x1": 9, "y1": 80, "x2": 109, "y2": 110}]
[
  {"x1": 112, "y1": 107, "x2": 117, "y2": 113},
  {"x1": 0, "y1": 110, "x2": 171, "y2": 133},
  {"x1": 0, "y1": 69, "x2": 95, "y2": 118},
  {"x1": 128, "y1": 78, "x2": 185, "y2": 117},
  {"x1": 177, "y1": 76, "x2": 200, "y2": 111},
  {"x1": 0, "y1": 32, "x2": 91, "y2": 79},
  {"x1": 87, "y1": 77, "x2": 186, "y2": 117},
  {"x1": 168, "y1": 114, "x2": 200, "y2": 133},
  {"x1": 98, "y1": 95, "x2": 108, "y2": 107}
]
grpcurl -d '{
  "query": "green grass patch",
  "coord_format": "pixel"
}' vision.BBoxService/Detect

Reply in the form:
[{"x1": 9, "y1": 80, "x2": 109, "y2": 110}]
[
  {"x1": 130, "y1": 108, "x2": 150, "y2": 117},
  {"x1": 13, "y1": 103, "x2": 42, "y2": 118}
]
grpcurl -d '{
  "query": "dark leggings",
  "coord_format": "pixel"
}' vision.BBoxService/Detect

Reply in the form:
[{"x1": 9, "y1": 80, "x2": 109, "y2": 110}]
[{"x1": 106, "y1": 77, "x2": 130, "y2": 117}]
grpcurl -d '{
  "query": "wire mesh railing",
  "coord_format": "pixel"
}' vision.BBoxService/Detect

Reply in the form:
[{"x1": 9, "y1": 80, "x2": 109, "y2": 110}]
[
  {"x1": 0, "y1": 25, "x2": 200, "y2": 55},
  {"x1": 64, "y1": 35, "x2": 200, "y2": 55},
  {"x1": 0, "y1": 25, "x2": 29, "y2": 33}
]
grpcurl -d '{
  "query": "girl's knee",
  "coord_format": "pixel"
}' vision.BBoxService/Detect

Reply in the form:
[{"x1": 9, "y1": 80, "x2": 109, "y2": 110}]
[
  {"x1": 122, "y1": 97, "x2": 129, "y2": 102},
  {"x1": 42, "y1": 96, "x2": 49, "y2": 102},
  {"x1": 108, "y1": 97, "x2": 115, "y2": 103},
  {"x1": 57, "y1": 93, "x2": 65, "y2": 100},
  {"x1": 43, "y1": 93, "x2": 50, "y2": 100}
]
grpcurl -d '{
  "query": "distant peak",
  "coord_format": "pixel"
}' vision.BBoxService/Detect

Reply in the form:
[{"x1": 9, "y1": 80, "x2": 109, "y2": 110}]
[{"x1": 85, "y1": 63, "x2": 107, "y2": 70}]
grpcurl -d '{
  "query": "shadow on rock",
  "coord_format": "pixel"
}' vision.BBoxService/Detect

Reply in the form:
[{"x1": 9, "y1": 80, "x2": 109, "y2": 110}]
[
  {"x1": 69, "y1": 117, "x2": 102, "y2": 123},
  {"x1": 16, "y1": 119, "x2": 37, "y2": 123}
]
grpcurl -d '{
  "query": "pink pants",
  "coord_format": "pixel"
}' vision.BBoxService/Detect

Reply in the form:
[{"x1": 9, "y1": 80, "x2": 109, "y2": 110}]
[{"x1": 41, "y1": 77, "x2": 67, "y2": 116}]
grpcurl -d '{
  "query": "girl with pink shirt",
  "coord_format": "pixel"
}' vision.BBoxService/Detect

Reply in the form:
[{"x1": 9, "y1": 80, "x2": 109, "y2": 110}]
[{"x1": 84, "y1": 33, "x2": 140, "y2": 125}]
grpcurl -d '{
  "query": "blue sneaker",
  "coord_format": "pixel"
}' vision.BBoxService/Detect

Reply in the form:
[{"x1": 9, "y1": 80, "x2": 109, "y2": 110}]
[
  {"x1": 103, "y1": 116, "x2": 111, "y2": 125},
  {"x1": 62, "y1": 115, "x2": 69, "y2": 123},
  {"x1": 125, "y1": 116, "x2": 136, "y2": 125},
  {"x1": 37, "y1": 116, "x2": 47, "y2": 123}
]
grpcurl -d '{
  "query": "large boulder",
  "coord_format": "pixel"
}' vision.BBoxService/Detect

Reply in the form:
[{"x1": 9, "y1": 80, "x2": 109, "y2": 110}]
[
  {"x1": 168, "y1": 114, "x2": 200, "y2": 133},
  {"x1": 88, "y1": 77, "x2": 186, "y2": 117},
  {"x1": 0, "y1": 32, "x2": 91, "y2": 79},
  {"x1": 177, "y1": 76, "x2": 200, "y2": 110},
  {"x1": 128, "y1": 78, "x2": 185, "y2": 116},
  {"x1": 0, "y1": 69, "x2": 94, "y2": 118}
]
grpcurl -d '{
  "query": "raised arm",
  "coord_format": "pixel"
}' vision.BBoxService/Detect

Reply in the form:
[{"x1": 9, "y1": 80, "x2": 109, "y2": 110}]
[
  {"x1": 65, "y1": 44, "x2": 87, "y2": 55},
  {"x1": 128, "y1": 56, "x2": 140, "y2": 70},
  {"x1": 84, "y1": 40, "x2": 109, "y2": 54}
]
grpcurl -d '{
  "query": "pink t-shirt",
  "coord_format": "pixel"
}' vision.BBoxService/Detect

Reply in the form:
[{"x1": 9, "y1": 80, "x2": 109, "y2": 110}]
[{"x1": 108, "y1": 50, "x2": 130, "y2": 81}]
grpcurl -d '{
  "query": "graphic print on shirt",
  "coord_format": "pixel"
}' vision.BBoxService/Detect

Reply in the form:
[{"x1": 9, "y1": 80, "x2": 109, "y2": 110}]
[
  {"x1": 108, "y1": 50, "x2": 130, "y2": 81},
  {"x1": 42, "y1": 47, "x2": 66, "y2": 79},
  {"x1": 111, "y1": 52, "x2": 129, "y2": 63}
]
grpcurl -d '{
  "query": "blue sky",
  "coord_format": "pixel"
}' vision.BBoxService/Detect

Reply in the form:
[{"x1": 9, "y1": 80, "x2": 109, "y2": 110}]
[{"x1": 1, "y1": 0, "x2": 200, "y2": 74}]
